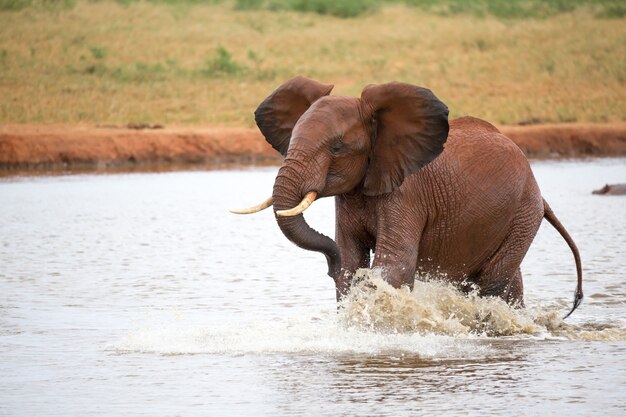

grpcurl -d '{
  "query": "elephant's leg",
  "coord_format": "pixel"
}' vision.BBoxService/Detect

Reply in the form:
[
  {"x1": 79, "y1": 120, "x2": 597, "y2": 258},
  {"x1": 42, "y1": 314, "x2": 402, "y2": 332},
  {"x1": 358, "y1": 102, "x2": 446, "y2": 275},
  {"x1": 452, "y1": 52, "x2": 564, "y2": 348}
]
[
  {"x1": 475, "y1": 209, "x2": 541, "y2": 306},
  {"x1": 371, "y1": 233, "x2": 420, "y2": 290},
  {"x1": 510, "y1": 268, "x2": 524, "y2": 307},
  {"x1": 368, "y1": 205, "x2": 424, "y2": 289},
  {"x1": 477, "y1": 255, "x2": 525, "y2": 305},
  {"x1": 334, "y1": 224, "x2": 372, "y2": 301}
]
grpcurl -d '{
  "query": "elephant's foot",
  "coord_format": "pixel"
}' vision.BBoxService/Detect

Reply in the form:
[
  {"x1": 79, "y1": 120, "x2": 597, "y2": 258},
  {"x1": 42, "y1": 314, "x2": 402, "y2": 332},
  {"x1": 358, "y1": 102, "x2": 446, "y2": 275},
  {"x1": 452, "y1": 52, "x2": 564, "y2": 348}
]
[
  {"x1": 478, "y1": 268, "x2": 525, "y2": 307},
  {"x1": 334, "y1": 268, "x2": 356, "y2": 302}
]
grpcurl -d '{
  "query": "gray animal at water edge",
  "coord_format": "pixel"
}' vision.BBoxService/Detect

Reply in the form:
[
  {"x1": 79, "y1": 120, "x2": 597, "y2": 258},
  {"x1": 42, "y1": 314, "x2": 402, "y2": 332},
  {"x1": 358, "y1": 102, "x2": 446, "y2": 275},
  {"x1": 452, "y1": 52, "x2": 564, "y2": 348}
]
[{"x1": 592, "y1": 184, "x2": 626, "y2": 195}]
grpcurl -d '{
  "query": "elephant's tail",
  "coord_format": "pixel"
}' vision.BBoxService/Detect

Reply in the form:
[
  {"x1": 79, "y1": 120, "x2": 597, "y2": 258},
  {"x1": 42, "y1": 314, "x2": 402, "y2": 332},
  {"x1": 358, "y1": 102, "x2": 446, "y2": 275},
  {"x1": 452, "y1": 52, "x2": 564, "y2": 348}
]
[{"x1": 543, "y1": 199, "x2": 583, "y2": 319}]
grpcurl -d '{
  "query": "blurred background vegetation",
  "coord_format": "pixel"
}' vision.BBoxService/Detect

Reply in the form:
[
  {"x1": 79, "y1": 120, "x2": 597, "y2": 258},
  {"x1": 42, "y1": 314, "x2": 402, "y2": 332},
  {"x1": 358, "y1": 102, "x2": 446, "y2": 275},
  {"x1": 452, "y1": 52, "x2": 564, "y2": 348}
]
[{"x1": 0, "y1": 0, "x2": 624, "y2": 125}]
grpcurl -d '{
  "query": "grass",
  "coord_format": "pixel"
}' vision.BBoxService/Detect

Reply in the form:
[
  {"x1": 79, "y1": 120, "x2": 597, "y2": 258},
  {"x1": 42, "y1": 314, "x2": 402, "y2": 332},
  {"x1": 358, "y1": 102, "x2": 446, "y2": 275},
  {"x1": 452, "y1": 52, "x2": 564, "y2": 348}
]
[
  {"x1": 0, "y1": 1, "x2": 624, "y2": 125},
  {"x1": 233, "y1": 0, "x2": 626, "y2": 19},
  {"x1": 201, "y1": 46, "x2": 246, "y2": 76},
  {"x1": 235, "y1": 0, "x2": 378, "y2": 18}
]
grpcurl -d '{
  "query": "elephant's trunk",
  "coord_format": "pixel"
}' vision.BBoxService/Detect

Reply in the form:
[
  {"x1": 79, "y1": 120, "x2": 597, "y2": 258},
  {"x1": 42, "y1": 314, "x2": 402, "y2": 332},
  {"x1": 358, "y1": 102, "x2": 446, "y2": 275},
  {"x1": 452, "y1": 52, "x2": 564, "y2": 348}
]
[{"x1": 272, "y1": 163, "x2": 341, "y2": 278}]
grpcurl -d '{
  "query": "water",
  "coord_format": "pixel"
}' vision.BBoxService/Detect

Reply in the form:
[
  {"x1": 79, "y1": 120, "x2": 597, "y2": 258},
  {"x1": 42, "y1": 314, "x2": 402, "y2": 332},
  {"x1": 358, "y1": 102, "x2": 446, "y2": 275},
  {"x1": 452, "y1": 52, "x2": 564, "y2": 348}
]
[{"x1": 1, "y1": 159, "x2": 625, "y2": 416}]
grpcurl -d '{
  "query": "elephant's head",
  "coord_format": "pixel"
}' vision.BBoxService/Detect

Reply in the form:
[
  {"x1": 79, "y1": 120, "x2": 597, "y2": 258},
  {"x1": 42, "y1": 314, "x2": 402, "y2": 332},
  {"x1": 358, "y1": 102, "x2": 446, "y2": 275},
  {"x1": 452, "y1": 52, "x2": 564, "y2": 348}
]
[{"x1": 234, "y1": 76, "x2": 449, "y2": 281}]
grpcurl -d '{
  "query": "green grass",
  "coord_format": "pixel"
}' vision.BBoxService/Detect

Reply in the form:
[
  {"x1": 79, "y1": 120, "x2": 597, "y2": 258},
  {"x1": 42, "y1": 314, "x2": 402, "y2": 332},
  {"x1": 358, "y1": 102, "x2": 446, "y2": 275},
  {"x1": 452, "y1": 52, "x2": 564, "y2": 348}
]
[
  {"x1": 403, "y1": 0, "x2": 626, "y2": 19},
  {"x1": 0, "y1": 1, "x2": 624, "y2": 125},
  {"x1": 4, "y1": 0, "x2": 625, "y2": 18},
  {"x1": 235, "y1": 0, "x2": 378, "y2": 18},
  {"x1": 201, "y1": 46, "x2": 247, "y2": 77},
  {"x1": 232, "y1": 0, "x2": 626, "y2": 18},
  {"x1": 0, "y1": 0, "x2": 75, "y2": 11},
  {"x1": 595, "y1": 4, "x2": 626, "y2": 18}
]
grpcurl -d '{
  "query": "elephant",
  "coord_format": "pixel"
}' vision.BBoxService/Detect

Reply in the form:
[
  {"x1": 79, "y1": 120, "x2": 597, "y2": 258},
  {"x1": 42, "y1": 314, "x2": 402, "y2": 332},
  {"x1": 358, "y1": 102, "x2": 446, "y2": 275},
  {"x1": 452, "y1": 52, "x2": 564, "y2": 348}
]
[{"x1": 232, "y1": 76, "x2": 584, "y2": 318}]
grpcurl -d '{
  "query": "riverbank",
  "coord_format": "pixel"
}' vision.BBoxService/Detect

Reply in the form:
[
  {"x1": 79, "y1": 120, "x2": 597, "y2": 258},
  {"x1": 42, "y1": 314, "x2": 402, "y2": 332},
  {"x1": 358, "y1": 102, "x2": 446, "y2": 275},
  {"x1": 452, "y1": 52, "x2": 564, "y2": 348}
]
[
  {"x1": 1, "y1": 122, "x2": 625, "y2": 174},
  {"x1": 0, "y1": 124, "x2": 280, "y2": 174}
]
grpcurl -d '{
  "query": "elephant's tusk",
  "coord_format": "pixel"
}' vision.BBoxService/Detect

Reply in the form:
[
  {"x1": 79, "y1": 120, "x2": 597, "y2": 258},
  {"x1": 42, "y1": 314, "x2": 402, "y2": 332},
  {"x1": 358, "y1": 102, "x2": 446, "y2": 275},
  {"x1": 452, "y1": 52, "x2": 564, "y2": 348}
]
[
  {"x1": 229, "y1": 197, "x2": 273, "y2": 214},
  {"x1": 276, "y1": 191, "x2": 318, "y2": 217}
]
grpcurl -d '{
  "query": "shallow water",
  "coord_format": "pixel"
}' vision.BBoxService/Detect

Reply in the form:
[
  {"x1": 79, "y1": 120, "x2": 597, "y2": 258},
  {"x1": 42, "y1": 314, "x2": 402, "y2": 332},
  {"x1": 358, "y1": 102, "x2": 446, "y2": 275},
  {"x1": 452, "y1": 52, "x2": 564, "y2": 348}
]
[{"x1": 1, "y1": 159, "x2": 625, "y2": 416}]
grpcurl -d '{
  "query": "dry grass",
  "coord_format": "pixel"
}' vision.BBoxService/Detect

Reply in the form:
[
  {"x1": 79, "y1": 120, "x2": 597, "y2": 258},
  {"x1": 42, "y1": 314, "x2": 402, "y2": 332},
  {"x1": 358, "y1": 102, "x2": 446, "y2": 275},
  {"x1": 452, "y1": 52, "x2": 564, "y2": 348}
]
[{"x1": 0, "y1": 2, "x2": 624, "y2": 126}]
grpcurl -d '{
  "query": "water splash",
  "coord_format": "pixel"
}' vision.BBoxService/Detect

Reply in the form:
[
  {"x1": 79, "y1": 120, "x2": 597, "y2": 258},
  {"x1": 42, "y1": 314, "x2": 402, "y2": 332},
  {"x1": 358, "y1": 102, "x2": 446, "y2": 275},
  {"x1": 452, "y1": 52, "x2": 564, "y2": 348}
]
[
  {"x1": 338, "y1": 269, "x2": 533, "y2": 336},
  {"x1": 534, "y1": 310, "x2": 626, "y2": 341},
  {"x1": 339, "y1": 268, "x2": 626, "y2": 341}
]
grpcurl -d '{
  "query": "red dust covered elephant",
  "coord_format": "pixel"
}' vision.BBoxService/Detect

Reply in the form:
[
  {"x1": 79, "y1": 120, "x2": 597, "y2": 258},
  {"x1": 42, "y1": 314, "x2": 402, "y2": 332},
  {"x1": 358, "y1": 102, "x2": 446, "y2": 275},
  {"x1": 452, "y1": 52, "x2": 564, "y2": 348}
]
[{"x1": 233, "y1": 76, "x2": 583, "y2": 318}]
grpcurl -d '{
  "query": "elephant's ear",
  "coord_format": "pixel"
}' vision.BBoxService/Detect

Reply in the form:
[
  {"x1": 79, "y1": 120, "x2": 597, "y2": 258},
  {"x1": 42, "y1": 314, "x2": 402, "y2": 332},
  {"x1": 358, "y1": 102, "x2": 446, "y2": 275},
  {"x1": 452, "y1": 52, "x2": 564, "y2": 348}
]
[
  {"x1": 254, "y1": 76, "x2": 334, "y2": 157},
  {"x1": 360, "y1": 82, "x2": 449, "y2": 196}
]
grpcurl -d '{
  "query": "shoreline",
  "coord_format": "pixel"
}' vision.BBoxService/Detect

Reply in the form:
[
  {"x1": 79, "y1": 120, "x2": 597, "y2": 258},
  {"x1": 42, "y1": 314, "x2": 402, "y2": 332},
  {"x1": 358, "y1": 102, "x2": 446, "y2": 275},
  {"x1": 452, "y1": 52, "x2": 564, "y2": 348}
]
[{"x1": 1, "y1": 122, "x2": 625, "y2": 175}]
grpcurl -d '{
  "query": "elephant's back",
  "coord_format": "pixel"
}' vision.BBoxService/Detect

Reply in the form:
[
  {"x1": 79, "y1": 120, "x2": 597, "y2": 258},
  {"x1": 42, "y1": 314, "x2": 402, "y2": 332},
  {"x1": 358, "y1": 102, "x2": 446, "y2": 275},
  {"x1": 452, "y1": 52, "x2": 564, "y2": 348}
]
[
  {"x1": 437, "y1": 115, "x2": 533, "y2": 187},
  {"x1": 443, "y1": 116, "x2": 531, "y2": 183},
  {"x1": 445, "y1": 116, "x2": 522, "y2": 158},
  {"x1": 448, "y1": 115, "x2": 501, "y2": 135}
]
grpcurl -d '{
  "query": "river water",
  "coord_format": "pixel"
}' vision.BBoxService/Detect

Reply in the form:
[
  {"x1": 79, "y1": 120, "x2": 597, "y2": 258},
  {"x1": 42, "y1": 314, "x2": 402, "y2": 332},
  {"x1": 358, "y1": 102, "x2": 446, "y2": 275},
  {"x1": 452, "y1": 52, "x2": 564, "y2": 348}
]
[{"x1": 1, "y1": 159, "x2": 625, "y2": 416}]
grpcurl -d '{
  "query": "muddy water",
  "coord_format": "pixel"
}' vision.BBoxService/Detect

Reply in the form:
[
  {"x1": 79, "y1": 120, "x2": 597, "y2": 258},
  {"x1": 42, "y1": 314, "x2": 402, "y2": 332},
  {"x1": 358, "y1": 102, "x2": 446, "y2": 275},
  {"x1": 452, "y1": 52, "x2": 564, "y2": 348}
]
[{"x1": 1, "y1": 159, "x2": 625, "y2": 416}]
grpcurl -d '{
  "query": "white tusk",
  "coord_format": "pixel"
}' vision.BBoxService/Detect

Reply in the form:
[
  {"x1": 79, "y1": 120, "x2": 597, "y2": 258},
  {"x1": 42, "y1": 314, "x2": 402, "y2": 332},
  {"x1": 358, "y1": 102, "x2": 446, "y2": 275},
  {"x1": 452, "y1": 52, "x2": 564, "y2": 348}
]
[
  {"x1": 230, "y1": 197, "x2": 273, "y2": 214},
  {"x1": 275, "y1": 191, "x2": 318, "y2": 217}
]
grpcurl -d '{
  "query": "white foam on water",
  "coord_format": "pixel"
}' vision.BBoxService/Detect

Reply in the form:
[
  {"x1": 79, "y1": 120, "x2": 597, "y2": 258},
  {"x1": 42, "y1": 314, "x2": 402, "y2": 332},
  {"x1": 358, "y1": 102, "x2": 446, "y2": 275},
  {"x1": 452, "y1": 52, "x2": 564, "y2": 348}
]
[
  {"x1": 112, "y1": 315, "x2": 490, "y2": 359},
  {"x1": 112, "y1": 269, "x2": 625, "y2": 357}
]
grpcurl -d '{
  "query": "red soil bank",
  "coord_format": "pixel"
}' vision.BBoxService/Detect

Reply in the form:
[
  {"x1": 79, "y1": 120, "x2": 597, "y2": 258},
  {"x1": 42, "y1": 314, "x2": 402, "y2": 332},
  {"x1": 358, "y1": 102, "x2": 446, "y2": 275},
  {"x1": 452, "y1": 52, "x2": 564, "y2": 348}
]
[{"x1": 1, "y1": 122, "x2": 625, "y2": 173}]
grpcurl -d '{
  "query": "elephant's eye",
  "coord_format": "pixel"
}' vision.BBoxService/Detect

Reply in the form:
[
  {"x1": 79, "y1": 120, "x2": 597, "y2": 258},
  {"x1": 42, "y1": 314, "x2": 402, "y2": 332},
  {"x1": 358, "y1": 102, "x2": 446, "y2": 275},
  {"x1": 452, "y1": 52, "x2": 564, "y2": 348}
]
[{"x1": 330, "y1": 137, "x2": 343, "y2": 154}]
